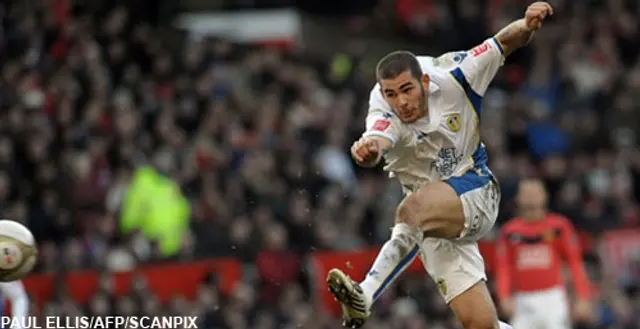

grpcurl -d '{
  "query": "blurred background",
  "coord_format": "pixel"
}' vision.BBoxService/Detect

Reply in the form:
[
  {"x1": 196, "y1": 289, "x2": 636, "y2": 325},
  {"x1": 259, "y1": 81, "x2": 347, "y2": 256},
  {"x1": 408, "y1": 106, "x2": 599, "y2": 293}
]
[{"x1": 1, "y1": 0, "x2": 639, "y2": 328}]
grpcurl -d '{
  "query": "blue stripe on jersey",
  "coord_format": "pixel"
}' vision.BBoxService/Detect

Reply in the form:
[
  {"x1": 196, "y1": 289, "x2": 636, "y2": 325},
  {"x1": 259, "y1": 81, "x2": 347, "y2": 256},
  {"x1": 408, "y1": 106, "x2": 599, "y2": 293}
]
[
  {"x1": 447, "y1": 68, "x2": 494, "y2": 196},
  {"x1": 450, "y1": 67, "x2": 482, "y2": 117},
  {"x1": 472, "y1": 142, "x2": 489, "y2": 169}
]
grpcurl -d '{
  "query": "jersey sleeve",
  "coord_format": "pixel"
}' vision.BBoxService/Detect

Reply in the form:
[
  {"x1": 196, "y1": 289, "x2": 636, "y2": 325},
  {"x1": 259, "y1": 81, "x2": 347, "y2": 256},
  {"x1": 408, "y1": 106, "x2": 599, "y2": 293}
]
[
  {"x1": 455, "y1": 37, "x2": 505, "y2": 96},
  {"x1": 362, "y1": 85, "x2": 404, "y2": 145},
  {"x1": 495, "y1": 224, "x2": 514, "y2": 301},
  {"x1": 557, "y1": 217, "x2": 591, "y2": 300}
]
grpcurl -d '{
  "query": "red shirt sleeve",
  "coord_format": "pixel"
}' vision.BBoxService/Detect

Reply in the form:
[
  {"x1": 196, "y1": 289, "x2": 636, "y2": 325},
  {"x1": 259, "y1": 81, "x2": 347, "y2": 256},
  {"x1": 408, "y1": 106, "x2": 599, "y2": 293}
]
[
  {"x1": 495, "y1": 224, "x2": 514, "y2": 301},
  {"x1": 557, "y1": 217, "x2": 591, "y2": 300}
]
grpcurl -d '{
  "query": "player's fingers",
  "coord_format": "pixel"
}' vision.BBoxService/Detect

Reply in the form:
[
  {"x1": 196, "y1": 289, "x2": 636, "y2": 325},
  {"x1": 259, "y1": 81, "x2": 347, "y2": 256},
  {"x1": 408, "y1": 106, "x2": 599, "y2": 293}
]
[
  {"x1": 366, "y1": 140, "x2": 379, "y2": 153},
  {"x1": 532, "y1": 8, "x2": 547, "y2": 20},
  {"x1": 538, "y1": 11, "x2": 547, "y2": 20},
  {"x1": 534, "y1": 2, "x2": 553, "y2": 16},
  {"x1": 351, "y1": 145, "x2": 364, "y2": 163},
  {"x1": 525, "y1": 9, "x2": 541, "y2": 22},
  {"x1": 352, "y1": 151, "x2": 365, "y2": 163},
  {"x1": 528, "y1": 3, "x2": 551, "y2": 18},
  {"x1": 355, "y1": 145, "x2": 371, "y2": 162}
]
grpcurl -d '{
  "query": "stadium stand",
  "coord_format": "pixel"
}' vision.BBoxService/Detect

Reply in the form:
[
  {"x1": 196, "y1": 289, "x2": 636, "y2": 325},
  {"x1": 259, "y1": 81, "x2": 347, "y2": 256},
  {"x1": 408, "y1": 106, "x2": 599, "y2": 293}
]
[{"x1": 0, "y1": 0, "x2": 638, "y2": 328}]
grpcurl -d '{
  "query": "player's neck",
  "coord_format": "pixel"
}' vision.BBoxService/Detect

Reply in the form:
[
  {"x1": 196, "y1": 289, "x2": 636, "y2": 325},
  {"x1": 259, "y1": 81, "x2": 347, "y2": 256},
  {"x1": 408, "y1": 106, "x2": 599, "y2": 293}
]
[
  {"x1": 523, "y1": 214, "x2": 547, "y2": 223},
  {"x1": 418, "y1": 105, "x2": 429, "y2": 119}
]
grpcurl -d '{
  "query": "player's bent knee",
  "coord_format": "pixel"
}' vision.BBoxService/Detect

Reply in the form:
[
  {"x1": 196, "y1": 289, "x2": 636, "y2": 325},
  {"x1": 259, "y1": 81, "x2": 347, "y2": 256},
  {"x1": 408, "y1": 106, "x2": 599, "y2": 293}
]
[
  {"x1": 396, "y1": 182, "x2": 465, "y2": 238},
  {"x1": 395, "y1": 194, "x2": 426, "y2": 227}
]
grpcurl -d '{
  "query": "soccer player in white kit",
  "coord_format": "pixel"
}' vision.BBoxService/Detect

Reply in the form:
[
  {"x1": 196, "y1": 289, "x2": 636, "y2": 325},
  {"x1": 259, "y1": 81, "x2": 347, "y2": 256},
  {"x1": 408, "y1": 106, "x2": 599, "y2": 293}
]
[{"x1": 326, "y1": 2, "x2": 554, "y2": 329}]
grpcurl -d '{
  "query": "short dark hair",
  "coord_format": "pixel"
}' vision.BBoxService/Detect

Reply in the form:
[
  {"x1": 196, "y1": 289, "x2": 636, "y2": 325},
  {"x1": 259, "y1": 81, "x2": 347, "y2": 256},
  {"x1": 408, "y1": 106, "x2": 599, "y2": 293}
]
[{"x1": 375, "y1": 51, "x2": 422, "y2": 81}]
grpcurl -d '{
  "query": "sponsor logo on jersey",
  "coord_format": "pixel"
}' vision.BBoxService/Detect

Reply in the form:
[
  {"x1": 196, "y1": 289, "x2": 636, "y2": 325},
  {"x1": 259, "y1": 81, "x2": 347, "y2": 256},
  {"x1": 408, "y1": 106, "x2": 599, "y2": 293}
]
[
  {"x1": 445, "y1": 114, "x2": 462, "y2": 132},
  {"x1": 372, "y1": 119, "x2": 390, "y2": 131},
  {"x1": 433, "y1": 51, "x2": 468, "y2": 68},
  {"x1": 542, "y1": 229, "x2": 555, "y2": 242},
  {"x1": 516, "y1": 245, "x2": 551, "y2": 269},
  {"x1": 382, "y1": 112, "x2": 393, "y2": 119},
  {"x1": 431, "y1": 148, "x2": 463, "y2": 177},
  {"x1": 471, "y1": 42, "x2": 491, "y2": 57},
  {"x1": 452, "y1": 52, "x2": 468, "y2": 63}
]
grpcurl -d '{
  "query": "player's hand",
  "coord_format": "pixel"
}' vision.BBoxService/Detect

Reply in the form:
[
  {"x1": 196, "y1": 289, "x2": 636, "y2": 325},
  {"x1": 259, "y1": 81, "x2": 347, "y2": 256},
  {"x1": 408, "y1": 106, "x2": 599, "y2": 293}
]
[
  {"x1": 573, "y1": 299, "x2": 593, "y2": 323},
  {"x1": 351, "y1": 138, "x2": 381, "y2": 167},
  {"x1": 499, "y1": 299, "x2": 514, "y2": 319},
  {"x1": 525, "y1": 2, "x2": 553, "y2": 31}
]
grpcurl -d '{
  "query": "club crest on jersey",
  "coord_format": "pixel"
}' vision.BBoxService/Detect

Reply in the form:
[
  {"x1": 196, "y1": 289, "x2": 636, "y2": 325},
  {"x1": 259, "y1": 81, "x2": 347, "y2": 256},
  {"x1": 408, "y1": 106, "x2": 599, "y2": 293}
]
[
  {"x1": 446, "y1": 114, "x2": 462, "y2": 132},
  {"x1": 542, "y1": 230, "x2": 555, "y2": 242}
]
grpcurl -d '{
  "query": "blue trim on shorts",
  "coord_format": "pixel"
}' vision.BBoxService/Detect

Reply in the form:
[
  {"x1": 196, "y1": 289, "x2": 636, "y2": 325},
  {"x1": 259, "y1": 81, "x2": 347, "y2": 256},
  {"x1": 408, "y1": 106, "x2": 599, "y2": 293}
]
[
  {"x1": 445, "y1": 144, "x2": 492, "y2": 196},
  {"x1": 445, "y1": 169, "x2": 491, "y2": 196}
]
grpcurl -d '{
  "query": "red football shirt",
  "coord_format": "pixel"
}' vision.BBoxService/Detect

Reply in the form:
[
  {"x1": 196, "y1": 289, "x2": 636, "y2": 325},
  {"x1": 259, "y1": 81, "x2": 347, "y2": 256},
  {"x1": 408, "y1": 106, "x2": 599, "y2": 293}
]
[{"x1": 496, "y1": 213, "x2": 591, "y2": 300}]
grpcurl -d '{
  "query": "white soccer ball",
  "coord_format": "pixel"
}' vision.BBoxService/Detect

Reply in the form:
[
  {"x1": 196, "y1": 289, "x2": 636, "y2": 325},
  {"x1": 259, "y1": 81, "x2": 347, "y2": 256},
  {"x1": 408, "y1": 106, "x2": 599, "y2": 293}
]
[{"x1": 0, "y1": 220, "x2": 37, "y2": 281}]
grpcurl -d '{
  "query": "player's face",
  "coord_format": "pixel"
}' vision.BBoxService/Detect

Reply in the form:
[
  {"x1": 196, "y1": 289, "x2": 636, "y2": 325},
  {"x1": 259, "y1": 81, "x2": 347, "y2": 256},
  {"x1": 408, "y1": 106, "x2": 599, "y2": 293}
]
[
  {"x1": 380, "y1": 71, "x2": 430, "y2": 123},
  {"x1": 516, "y1": 181, "x2": 548, "y2": 220}
]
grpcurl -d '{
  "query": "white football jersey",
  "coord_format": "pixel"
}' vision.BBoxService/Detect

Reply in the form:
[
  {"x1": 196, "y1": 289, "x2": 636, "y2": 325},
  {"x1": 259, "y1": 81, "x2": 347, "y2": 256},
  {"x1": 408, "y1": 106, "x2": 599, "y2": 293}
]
[{"x1": 363, "y1": 38, "x2": 505, "y2": 192}]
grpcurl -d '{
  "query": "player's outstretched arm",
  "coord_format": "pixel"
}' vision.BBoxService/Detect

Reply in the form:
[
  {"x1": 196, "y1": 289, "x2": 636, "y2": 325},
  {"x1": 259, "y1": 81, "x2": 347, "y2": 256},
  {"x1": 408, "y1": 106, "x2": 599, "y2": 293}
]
[
  {"x1": 351, "y1": 136, "x2": 392, "y2": 168},
  {"x1": 495, "y1": 2, "x2": 553, "y2": 56}
]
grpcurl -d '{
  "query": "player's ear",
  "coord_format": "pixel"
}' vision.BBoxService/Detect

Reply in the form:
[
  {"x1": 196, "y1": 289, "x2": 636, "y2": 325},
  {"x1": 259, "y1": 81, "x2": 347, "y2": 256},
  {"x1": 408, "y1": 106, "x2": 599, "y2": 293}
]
[{"x1": 421, "y1": 74, "x2": 430, "y2": 89}]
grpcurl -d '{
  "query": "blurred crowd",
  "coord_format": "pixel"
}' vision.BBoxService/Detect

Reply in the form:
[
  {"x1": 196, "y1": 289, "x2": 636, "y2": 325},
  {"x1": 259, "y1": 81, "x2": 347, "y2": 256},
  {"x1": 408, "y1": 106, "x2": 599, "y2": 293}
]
[{"x1": 1, "y1": 0, "x2": 640, "y2": 328}]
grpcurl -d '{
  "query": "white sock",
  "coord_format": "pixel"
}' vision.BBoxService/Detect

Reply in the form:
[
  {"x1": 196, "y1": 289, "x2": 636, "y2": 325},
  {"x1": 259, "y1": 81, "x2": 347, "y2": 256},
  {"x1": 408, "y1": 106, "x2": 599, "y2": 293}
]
[
  {"x1": 359, "y1": 223, "x2": 423, "y2": 306},
  {"x1": 499, "y1": 321, "x2": 513, "y2": 329}
]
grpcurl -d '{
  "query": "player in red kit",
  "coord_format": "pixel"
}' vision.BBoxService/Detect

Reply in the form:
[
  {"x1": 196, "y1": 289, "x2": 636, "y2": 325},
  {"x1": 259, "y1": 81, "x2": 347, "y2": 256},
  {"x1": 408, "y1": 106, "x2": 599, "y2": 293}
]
[{"x1": 496, "y1": 179, "x2": 592, "y2": 329}]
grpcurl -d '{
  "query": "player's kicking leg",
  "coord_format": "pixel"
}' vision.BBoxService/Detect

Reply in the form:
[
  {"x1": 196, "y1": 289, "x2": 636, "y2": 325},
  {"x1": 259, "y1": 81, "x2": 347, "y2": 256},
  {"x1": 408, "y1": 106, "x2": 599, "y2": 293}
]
[{"x1": 327, "y1": 174, "x2": 504, "y2": 329}]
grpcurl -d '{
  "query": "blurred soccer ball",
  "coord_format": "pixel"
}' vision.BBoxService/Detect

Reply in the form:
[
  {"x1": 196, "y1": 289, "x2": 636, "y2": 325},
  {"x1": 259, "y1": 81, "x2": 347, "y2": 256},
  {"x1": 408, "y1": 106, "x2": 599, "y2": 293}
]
[{"x1": 0, "y1": 220, "x2": 37, "y2": 281}]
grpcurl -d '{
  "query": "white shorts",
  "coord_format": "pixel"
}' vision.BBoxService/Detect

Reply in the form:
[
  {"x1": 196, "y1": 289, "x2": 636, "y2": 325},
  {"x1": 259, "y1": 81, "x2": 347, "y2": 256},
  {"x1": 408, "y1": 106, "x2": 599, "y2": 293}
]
[
  {"x1": 419, "y1": 172, "x2": 500, "y2": 303},
  {"x1": 445, "y1": 170, "x2": 500, "y2": 242},
  {"x1": 511, "y1": 286, "x2": 570, "y2": 329}
]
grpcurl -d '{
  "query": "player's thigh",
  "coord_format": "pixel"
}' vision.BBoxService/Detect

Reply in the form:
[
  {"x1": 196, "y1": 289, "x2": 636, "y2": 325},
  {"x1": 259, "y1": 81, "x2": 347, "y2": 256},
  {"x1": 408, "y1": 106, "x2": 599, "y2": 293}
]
[
  {"x1": 449, "y1": 280, "x2": 499, "y2": 329},
  {"x1": 396, "y1": 181, "x2": 465, "y2": 238},
  {"x1": 398, "y1": 171, "x2": 499, "y2": 240}
]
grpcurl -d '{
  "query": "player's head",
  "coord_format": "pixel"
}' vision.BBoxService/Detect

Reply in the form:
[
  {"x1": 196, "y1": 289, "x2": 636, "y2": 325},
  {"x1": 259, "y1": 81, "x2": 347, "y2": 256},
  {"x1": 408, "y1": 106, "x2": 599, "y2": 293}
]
[
  {"x1": 515, "y1": 178, "x2": 548, "y2": 221},
  {"x1": 376, "y1": 51, "x2": 430, "y2": 123}
]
